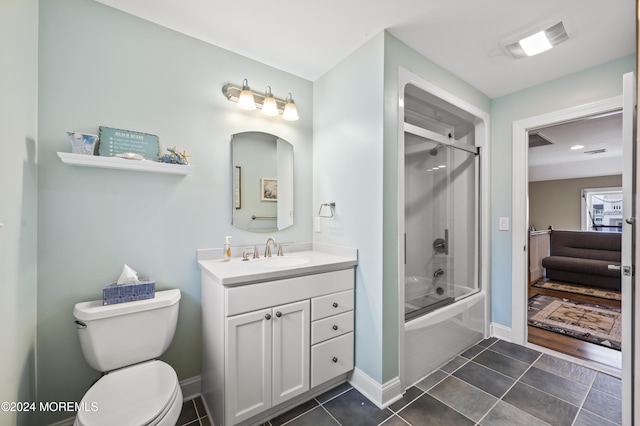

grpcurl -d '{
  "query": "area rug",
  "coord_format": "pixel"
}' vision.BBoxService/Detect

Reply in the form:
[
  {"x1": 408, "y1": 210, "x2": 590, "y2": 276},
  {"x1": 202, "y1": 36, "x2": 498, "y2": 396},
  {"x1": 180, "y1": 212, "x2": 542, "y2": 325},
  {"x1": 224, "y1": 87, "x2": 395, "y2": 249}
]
[
  {"x1": 532, "y1": 279, "x2": 621, "y2": 301},
  {"x1": 528, "y1": 294, "x2": 621, "y2": 351}
]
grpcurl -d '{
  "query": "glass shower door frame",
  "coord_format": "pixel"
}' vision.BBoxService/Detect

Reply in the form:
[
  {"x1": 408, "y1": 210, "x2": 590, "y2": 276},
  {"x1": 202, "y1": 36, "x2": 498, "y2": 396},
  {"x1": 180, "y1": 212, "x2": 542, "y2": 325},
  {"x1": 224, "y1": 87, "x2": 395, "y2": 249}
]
[{"x1": 403, "y1": 122, "x2": 480, "y2": 321}]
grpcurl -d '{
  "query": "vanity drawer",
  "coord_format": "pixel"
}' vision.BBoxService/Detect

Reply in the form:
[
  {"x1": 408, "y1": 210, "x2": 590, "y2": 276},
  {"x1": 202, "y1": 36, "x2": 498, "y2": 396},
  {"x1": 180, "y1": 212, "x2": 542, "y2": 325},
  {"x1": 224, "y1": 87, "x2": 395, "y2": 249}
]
[
  {"x1": 311, "y1": 311, "x2": 353, "y2": 345},
  {"x1": 311, "y1": 332, "x2": 353, "y2": 388},
  {"x1": 311, "y1": 290, "x2": 354, "y2": 321}
]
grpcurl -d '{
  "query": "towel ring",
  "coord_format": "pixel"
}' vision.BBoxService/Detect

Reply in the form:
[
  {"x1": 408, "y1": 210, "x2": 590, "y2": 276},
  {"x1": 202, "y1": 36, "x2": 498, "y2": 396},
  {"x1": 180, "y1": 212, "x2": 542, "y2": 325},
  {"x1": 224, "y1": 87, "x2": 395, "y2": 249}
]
[{"x1": 318, "y1": 202, "x2": 335, "y2": 218}]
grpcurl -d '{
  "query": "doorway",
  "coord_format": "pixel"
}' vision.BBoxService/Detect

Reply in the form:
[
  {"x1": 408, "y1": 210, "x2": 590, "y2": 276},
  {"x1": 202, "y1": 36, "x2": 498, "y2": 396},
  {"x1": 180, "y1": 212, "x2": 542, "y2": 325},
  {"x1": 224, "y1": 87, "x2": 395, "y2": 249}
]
[
  {"x1": 510, "y1": 96, "x2": 624, "y2": 374},
  {"x1": 525, "y1": 112, "x2": 623, "y2": 372}
]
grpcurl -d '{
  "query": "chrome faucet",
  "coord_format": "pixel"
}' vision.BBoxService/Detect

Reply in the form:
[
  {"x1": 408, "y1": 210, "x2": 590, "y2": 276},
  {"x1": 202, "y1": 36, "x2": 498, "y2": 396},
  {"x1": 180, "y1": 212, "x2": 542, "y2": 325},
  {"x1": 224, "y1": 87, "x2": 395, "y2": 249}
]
[{"x1": 264, "y1": 237, "x2": 278, "y2": 257}]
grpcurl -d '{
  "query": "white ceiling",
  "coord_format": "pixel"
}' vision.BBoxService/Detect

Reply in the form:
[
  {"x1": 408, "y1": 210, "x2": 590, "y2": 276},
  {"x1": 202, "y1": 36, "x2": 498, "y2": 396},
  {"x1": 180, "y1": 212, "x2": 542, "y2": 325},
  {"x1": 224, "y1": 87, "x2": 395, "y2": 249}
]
[
  {"x1": 528, "y1": 113, "x2": 623, "y2": 182},
  {"x1": 95, "y1": 0, "x2": 635, "y2": 99},
  {"x1": 94, "y1": 0, "x2": 633, "y2": 181}
]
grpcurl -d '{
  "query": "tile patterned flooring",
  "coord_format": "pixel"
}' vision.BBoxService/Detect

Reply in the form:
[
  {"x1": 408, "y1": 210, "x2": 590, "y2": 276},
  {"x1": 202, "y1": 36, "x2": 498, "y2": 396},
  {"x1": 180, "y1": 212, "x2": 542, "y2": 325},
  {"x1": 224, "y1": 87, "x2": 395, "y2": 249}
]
[
  {"x1": 177, "y1": 396, "x2": 211, "y2": 426},
  {"x1": 177, "y1": 338, "x2": 622, "y2": 426}
]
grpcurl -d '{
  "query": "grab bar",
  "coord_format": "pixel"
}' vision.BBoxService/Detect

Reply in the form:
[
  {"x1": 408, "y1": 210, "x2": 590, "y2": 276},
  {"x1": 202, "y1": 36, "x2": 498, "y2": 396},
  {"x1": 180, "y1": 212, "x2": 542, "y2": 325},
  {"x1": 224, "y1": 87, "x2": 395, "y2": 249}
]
[{"x1": 251, "y1": 215, "x2": 276, "y2": 220}]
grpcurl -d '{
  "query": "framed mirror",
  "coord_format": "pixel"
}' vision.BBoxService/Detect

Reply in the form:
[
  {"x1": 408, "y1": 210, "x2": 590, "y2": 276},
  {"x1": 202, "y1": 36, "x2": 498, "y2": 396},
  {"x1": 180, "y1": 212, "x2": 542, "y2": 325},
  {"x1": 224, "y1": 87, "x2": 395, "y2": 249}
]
[{"x1": 231, "y1": 131, "x2": 294, "y2": 232}]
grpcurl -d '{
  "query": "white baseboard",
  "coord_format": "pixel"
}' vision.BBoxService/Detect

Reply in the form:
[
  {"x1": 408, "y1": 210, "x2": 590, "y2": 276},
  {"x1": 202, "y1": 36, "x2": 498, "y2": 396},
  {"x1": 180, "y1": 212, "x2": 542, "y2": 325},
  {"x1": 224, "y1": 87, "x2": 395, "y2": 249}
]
[
  {"x1": 490, "y1": 322, "x2": 513, "y2": 342},
  {"x1": 180, "y1": 375, "x2": 202, "y2": 401},
  {"x1": 348, "y1": 367, "x2": 402, "y2": 409}
]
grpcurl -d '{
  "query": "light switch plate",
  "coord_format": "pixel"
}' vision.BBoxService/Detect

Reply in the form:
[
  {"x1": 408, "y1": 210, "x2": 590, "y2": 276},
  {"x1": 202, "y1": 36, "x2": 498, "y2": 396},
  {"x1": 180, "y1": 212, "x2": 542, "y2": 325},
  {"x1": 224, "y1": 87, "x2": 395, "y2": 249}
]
[
  {"x1": 499, "y1": 217, "x2": 510, "y2": 231},
  {"x1": 314, "y1": 217, "x2": 321, "y2": 233}
]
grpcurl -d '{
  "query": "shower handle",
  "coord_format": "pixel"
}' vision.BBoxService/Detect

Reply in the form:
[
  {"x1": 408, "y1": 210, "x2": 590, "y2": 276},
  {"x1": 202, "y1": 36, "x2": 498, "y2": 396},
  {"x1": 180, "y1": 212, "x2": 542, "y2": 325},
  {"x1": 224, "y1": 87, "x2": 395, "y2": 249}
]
[{"x1": 433, "y1": 229, "x2": 449, "y2": 255}]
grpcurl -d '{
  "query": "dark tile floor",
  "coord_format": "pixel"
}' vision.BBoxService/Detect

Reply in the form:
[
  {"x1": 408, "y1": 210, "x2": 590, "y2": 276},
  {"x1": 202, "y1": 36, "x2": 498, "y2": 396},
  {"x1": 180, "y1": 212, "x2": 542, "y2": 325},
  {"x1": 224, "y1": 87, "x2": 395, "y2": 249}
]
[
  {"x1": 177, "y1": 395, "x2": 211, "y2": 426},
  {"x1": 177, "y1": 338, "x2": 622, "y2": 426}
]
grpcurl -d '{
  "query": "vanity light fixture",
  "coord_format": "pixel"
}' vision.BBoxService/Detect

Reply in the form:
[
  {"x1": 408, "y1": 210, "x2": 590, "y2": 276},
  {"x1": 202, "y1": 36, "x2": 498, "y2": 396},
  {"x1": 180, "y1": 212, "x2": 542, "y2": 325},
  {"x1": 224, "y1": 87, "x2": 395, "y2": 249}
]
[
  {"x1": 503, "y1": 21, "x2": 570, "y2": 58},
  {"x1": 222, "y1": 79, "x2": 300, "y2": 121}
]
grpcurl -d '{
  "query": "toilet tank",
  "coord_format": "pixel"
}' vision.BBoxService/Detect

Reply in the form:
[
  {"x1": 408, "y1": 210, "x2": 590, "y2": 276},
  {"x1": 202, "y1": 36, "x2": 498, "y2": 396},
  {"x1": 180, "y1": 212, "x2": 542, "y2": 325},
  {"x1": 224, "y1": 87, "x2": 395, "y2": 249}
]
[{"x1": 73, "y1": 289, "x2": 181, "y2": 372}]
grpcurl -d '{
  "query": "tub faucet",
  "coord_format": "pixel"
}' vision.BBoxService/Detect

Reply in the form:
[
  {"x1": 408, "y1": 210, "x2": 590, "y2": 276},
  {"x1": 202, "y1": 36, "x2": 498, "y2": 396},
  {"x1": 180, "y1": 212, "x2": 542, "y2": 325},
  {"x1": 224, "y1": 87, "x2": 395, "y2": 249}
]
[
  {"x1": 433, "y1": 268, "x2": 444, "y2": 278},
  {"x1": 265, "y1": 237, "x2": 278, "y2": 257}
]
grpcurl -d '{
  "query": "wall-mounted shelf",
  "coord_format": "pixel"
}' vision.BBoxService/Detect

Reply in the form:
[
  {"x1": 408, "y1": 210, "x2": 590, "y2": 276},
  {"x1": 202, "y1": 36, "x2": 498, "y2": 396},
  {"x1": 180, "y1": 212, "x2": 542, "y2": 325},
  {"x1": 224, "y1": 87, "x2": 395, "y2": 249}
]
[{"x1": 57, "y1": 152, "x2": 194, "y2": 175}]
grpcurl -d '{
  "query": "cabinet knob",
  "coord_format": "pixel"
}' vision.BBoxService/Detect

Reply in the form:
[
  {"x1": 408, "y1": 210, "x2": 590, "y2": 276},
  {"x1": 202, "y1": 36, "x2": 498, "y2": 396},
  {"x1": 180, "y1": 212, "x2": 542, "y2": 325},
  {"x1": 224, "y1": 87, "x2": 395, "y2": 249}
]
[
  {"x1": 265, "y1": 314, "x2": 272, "y2": 320},
  {"x1": 332, "y1": 325, "x2": 338, "y2": 331},
  {"x1": 332, "y1": 302, "x2": 338, "y2": 308},
  {"x1": 275, "y1": 311, "x2": 282, "y2": 318},
  {"x1": 332, "y1": 357, "x2": 338, "y2": 363}
]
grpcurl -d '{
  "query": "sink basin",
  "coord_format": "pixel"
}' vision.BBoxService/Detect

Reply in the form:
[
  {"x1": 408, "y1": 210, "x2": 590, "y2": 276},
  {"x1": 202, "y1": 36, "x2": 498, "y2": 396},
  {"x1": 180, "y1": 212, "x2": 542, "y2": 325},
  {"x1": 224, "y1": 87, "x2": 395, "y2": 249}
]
[{"x1": 255, "y1": 256, "x2": 310, "y2": 267}]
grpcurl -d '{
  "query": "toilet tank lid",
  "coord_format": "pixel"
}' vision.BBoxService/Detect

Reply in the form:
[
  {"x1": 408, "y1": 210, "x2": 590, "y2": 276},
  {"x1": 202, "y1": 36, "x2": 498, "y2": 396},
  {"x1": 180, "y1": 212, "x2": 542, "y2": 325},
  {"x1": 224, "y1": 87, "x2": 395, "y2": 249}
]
[{"x1": 73, "y1": 289, "x2": 181, "y2": 322}]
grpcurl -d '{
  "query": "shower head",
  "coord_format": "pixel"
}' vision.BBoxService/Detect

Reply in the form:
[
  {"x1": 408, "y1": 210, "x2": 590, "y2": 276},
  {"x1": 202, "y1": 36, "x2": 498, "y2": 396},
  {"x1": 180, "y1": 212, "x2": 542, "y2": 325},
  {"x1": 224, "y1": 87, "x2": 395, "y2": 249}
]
[{"x1": 429, "y1": 144, "x2": 444, "y2": 156}]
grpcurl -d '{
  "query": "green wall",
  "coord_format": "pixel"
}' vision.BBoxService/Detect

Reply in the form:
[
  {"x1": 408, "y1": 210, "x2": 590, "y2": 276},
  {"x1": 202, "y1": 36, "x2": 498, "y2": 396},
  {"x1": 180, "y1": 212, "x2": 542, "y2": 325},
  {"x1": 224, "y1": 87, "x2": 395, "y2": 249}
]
[
  {"x1": 37, "y1": 0, "x2": 312, "y2": 423},
  {"x1": 490, "y1": 55, "x2": 635, "y2": 326},
  {"x1": 313, "y1": 33, "x2": 386, "y2": 382},
  {"x1": 0, "y1": 0, "x2": 39, "y2": 425}
]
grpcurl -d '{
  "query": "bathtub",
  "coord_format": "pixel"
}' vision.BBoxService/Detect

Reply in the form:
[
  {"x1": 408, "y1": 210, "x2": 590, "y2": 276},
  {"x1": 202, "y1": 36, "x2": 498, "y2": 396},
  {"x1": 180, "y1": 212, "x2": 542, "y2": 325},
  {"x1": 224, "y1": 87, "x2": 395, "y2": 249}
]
[{"x1": 403, "y1": 288, "x2": 485, "y2": 387}]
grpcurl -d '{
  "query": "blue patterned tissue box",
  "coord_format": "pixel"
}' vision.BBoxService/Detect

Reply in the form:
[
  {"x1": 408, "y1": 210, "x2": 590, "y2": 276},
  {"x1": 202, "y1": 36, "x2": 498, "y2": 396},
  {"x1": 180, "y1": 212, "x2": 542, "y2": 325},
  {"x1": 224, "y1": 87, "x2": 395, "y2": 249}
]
[{"x1": 102, "y1": 280, "x2": 155, "y2": 305}]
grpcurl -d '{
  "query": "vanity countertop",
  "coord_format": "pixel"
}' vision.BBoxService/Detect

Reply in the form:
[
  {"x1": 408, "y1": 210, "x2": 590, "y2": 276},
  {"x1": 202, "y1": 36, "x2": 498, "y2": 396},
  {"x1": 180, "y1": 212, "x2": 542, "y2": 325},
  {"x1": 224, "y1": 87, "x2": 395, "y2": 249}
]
[{"x1": 197, "y1": 242, "x2": 357, "y2": 286}]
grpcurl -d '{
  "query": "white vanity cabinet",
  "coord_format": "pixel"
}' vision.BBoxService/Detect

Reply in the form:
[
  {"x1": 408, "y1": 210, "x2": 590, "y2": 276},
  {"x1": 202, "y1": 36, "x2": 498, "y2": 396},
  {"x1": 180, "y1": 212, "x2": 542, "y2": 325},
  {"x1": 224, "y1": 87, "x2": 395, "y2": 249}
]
[
  {"x1": 199, "y1": 248, "x2": 357, "y2": 426},
  {"x1": 310, "y1": 290, "x2": 354, "y2": 387},
  {"x1": 226, "y1": 300, "x2": 310, "y2": 424}
]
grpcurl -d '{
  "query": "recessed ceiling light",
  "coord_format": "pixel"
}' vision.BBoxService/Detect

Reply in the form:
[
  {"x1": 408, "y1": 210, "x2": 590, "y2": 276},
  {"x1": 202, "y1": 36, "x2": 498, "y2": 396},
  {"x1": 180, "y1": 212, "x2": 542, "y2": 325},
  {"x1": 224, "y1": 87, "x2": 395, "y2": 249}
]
[
  {"x1": 503, "y1": 21, "x2": 570, "y2": 59},
  {"x1": 519, "y1": 31, "x2": 552, "y2": 56},
  {"x1": 570, "y1": 145, "x2": 584, "y2": 150}
]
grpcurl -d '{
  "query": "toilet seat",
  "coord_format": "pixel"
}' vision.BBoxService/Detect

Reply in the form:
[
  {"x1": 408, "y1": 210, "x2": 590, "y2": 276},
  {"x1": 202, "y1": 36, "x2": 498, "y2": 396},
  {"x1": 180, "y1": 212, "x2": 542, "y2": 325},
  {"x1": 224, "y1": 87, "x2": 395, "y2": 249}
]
[{"x1": 75, "y1": 360, "x2": 182, "y2": 426}]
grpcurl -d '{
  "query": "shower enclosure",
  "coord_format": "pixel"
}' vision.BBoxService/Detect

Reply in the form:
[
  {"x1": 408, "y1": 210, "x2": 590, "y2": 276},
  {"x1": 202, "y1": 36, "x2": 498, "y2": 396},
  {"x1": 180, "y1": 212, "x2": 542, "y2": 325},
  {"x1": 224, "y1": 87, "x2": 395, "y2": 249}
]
[
  {"x1": 399, "y1": 69, "x2": 489, "y2": 388},
  {"x1": 404, "y1": 87, "x2": 480, "y2": 321},
  {"x1": 404, "y1": 127, "x2": 478, "y2": 321}
]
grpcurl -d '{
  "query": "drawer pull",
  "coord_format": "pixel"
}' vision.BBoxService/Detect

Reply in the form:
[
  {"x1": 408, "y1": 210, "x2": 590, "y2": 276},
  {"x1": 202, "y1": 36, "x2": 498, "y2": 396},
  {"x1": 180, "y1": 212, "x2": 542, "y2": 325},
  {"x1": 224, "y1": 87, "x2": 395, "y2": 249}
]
[
  {"x1": 332, "y1": 325, "x2": 338, "y2": 330},
  {"x1": 275, "y1": 311, "x2": 282, "y2": 318},
  {"x1": 332, "y1": 302, "x2": 339, "y2": 308},
  {"x1": 332, "y1": 357, "x2": 338, "y2": 363},
  {"x1": 265, "y1": 313, "x2": 272, "y2": 320}
]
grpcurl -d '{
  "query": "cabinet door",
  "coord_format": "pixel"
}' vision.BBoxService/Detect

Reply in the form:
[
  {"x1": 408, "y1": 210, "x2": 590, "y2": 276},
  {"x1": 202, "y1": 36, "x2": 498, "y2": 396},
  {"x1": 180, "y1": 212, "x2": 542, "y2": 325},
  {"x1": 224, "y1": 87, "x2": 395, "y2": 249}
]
[
  {"x1": 272, "y1": 300, "x2": 310, "y2": 406},
  {"x1": 226, "y1": 308, "x2": 273, "y2": 425}
]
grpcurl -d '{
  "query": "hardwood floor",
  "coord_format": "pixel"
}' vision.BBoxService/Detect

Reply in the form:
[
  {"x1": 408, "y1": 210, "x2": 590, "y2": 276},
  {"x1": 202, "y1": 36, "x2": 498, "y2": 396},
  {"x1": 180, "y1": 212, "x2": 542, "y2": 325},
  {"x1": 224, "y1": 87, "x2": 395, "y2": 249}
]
[{"x1": 527, "y1": 279, "x2": 622, "y2": 374}]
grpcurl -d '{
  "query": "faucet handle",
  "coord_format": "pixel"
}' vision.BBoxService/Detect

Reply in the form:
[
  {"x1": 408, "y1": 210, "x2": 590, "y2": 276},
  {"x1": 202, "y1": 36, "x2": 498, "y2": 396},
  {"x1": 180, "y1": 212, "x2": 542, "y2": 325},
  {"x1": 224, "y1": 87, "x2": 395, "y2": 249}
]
[
  {"x1": 242, "y1": 248, "x2": 251, "y2": 261},
  {"x1": 253, "y1": 246, "x2": 259, "y2": 259},
  {"x1": 277, "y1": 244, "x2": 284, "y2": 256}
]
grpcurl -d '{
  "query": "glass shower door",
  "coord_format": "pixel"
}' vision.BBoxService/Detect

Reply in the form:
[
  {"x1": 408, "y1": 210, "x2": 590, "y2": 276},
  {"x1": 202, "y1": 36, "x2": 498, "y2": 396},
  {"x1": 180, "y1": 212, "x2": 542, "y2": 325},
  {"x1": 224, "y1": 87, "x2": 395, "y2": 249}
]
[{"x1": 404, "y1": 132, "x2": 479, "y2": 321}]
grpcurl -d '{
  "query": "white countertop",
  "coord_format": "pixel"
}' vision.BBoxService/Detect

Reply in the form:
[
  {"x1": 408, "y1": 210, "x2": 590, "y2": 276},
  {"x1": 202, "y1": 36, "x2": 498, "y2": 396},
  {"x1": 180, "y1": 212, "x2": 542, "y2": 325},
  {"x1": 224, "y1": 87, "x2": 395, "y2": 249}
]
[{"x1": 197, "y1": 242, "x2": 358, "y2": 286}]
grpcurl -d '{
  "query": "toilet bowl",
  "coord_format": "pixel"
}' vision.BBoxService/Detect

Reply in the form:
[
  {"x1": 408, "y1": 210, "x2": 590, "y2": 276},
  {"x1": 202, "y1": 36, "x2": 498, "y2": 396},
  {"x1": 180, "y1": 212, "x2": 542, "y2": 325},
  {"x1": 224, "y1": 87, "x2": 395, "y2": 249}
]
[
  {"x1": 73, "y1": 361, "x2": 182, "y2": 426},
  {"x1": 73, "y1": 289, "x2": 182, "y2": 425}
]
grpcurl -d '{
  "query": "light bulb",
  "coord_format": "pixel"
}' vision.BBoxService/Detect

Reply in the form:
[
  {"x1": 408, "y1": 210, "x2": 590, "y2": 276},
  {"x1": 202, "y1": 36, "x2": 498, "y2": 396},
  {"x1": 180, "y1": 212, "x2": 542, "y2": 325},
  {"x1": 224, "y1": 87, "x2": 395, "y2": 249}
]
[
  {"x1": 237, "y1": 79, "x2": 256, "y2": 110},
  {"x1": 262, "y1": 86, "x2": 279, "y2": 116},
  {"x1": 282, "y1": 94, "x2": 299, "y2": 121},
  {"x1": 519, "y1": 31, "x2": 552, "y2": 57}
]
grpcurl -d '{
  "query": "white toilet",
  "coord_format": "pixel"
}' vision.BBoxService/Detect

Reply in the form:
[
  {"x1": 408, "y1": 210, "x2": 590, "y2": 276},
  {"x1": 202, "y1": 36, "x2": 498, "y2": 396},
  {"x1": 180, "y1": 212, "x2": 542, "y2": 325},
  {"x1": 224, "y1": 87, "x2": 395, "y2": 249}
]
[{"x1": 72, "y1": 289, "x2": 183, "y2": 426}]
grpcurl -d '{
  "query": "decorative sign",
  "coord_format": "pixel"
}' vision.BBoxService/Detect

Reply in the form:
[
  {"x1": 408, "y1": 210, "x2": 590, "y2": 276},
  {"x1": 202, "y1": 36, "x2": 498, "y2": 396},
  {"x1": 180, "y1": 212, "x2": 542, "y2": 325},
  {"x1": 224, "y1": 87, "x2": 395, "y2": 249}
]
[{"x1": 98, "y1": 126, "x2": 160, "y2": 159}]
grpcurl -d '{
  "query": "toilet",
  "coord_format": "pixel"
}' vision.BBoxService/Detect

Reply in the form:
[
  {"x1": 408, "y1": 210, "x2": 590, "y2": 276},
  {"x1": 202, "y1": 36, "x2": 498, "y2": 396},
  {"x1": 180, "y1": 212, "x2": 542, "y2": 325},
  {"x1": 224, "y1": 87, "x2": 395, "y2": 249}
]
[{"x1": 72, "y1": 289, "x2": 183, "y2": 426}]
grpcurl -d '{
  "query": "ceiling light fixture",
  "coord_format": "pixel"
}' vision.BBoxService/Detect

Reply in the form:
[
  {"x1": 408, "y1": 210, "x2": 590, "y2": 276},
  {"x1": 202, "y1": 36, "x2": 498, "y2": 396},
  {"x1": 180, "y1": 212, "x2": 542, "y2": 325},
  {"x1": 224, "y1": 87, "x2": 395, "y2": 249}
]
[
  {"x1": 570, "y1": 144, "x2": 584, "y2": 150},
  {"x1": 222, "y1": 80, "x2": 300, "y2": 121},
  {"x1": 504, "y1": 21, "x2": 570, "y2": 59}
]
